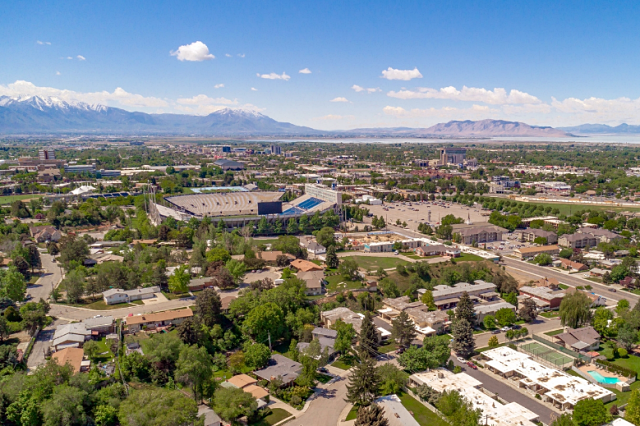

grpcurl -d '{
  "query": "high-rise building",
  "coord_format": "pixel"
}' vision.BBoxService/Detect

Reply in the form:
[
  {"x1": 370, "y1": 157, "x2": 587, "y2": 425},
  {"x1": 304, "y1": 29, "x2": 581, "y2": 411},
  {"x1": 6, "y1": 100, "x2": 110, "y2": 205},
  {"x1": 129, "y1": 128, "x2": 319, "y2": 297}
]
[
  {"x1": 222, "y1": 146, "x2": 231, "y2": 153},
  {"x1": 39, "y1": 149, "x2": 55, "y2": 161},
  {"x1": 440, "y1": 148, "x2": 466, "y2": 165},
  {"x1": 270, "y1": 145, "x2": 282, "y2": 155}
]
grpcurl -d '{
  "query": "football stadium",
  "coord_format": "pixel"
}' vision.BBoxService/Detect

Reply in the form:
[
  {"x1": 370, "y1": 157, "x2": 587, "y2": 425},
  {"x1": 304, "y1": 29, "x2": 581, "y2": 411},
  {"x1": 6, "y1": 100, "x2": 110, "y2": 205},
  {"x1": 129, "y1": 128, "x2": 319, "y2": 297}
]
[{"x1": 149, "y1": 183, "x2": 341, "y2": 226}]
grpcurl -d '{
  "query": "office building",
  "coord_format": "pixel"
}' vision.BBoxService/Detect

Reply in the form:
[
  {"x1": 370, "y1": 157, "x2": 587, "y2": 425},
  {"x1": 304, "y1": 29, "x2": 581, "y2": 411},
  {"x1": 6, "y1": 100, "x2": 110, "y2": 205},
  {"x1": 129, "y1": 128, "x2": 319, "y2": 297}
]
[
  {"x1": 39, "y1": 149, "x2": 55, "y2": 161},
  {"x1": 270, "y1": 145, "x2": 282, "y2": 155},
  {"x1": 440, "y1": 147, "x2": 466, "y2": 165}
]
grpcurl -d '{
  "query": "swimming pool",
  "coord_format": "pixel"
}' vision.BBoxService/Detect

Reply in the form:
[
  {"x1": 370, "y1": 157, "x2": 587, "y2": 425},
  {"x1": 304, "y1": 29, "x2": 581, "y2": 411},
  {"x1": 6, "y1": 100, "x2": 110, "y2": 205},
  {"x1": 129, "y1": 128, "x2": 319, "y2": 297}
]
[{"x1": 588, "y1": 370, "x2": 620, "y2": 384}]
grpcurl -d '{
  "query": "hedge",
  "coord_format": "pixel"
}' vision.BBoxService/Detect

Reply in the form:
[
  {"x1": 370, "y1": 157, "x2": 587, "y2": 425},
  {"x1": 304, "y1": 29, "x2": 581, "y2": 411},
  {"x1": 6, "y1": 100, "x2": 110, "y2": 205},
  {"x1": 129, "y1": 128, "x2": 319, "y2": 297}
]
[{"x1": 595, "y1": 359, "x2": 636, "y2": 378}]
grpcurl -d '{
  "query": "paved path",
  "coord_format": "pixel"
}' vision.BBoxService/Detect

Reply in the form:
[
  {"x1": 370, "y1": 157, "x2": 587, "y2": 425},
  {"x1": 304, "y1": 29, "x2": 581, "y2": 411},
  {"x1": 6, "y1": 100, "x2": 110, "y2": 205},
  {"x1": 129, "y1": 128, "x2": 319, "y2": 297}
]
[
  {"x1": 27, "y1": 318, "x2": 68, "y2": 370},
  {"x1": 450, "y1": 357, "x2": 558, "y2": 424},
  {"x1": 27, "y1": 253, "x2": 62, "y2": 301},
  {"x1": 295, "y1": 369, "x2": 351, "y2": 426}
]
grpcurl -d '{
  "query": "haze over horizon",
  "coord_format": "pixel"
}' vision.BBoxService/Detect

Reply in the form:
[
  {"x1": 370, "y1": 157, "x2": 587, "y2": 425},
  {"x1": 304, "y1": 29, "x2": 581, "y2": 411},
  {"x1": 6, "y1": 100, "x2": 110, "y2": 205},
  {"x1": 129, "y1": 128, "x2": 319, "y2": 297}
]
[{"x1": 3, "y1": 1, "x2": 640, "y2": 131}]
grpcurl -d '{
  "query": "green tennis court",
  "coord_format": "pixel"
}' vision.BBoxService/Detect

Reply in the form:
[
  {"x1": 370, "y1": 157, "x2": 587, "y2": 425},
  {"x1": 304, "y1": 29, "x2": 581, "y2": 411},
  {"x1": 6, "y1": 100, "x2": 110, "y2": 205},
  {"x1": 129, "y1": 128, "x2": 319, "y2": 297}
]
[{"x1": 520, "y1": 341, "x2": 575, "y2": 367}]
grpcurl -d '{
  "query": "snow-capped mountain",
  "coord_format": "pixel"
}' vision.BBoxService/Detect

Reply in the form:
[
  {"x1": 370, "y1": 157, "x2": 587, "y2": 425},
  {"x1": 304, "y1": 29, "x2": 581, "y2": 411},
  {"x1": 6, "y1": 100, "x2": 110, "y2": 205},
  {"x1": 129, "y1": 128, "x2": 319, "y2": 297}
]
[{"x1": 0, "y1": 95, "x2": 321, "y2": 135}]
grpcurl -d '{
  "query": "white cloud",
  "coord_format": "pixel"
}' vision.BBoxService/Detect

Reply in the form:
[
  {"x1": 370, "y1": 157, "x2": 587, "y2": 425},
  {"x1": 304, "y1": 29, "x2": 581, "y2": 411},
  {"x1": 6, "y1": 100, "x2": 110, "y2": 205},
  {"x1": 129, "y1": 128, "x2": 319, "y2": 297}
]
[
  {"x1": 381, "y1": 67, "x2": 423, "y2": 81},
  {"x1": 170, "y1": 41, "x2": 215, "y2": 62},
  {"x1": 214, "y1": 84, "x2": 224, "y2": 89},
  {"x1": 36, "y1": 41, "x2": 51, "y2": 45},
  {"x1": 238, "y1": 53, "x2": 245, "y2": 58},
  {"x1": 387, "y1": 85, "x2": 541, "y2": 105},
  {"x1": 225, "y1": 53, "x2": 232, "y2": 57},
  {"x1": 352, "y1": 84, "x2": 381, "y2": 94},
  {"x1": 251, "y1": 87, "x2": 258, "y2": 91},
  {"x1": 77, "y1": 55, "x2": 86, "y2": 61},
  {"x1": 299, "y1": 68, "x2": 312, "y2": 74},
  {"x1": 313, "y1": 114, "x2": 355, "y2": 121},
  {"x1": 0, "y1": 80, "x2": 168, "y2": 108},
  {"x1": 176, "y1": 94, "x2": 237, "y2": 106},
  {"x1": 67, "y1": 57, "x2": 73, "y2": 60},
  {"x1": 383, "y1": 104, "x2": 499, "y2": 118},
  {"x1": 257, "y1": 72, "x2": 290, "y2": 81},
  {"x1": 330, "y1": 97, "x2": 349, "y2": 103},
  {"x1": 56, "y1": 71, "x2": 61, "y2": 76}
]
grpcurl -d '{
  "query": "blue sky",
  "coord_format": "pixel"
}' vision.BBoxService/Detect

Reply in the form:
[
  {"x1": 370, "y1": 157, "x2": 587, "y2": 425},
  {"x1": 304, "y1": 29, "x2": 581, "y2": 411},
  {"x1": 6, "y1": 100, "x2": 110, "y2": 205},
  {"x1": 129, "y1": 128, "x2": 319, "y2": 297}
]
[{"x1": 2, "y1": 0, "x2": 640, "y2": 129}]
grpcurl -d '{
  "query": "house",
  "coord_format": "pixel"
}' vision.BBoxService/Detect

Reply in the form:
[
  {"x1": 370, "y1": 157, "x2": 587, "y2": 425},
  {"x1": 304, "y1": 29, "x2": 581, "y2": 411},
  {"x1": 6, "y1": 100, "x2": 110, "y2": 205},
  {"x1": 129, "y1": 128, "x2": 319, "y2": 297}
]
[
  {"x1": 553, "y1": 326, "x2": 601, "y2": 352},
  {"x1": 198, "y1": 405, "x2": 222, "y2": 426},
  {"x1": 474, "y1": 302, "x2": 516, "y2": 324},
  {"x1": 51, "y1": 347, "x2": 86, "y2": 374},
  {"x1": 29, "y1": 225, "x2": 62, "y2": 243},
  {"x1": 558, "y1": 258, "x2": 588, "y2": 272},
  {"x1": 221, "y1": 295, "x2": 235, "y2": 312},
  {"x1": 519, "y1": 286, "x2": 565, "y2": 310},
  {"x1": 415, "y1": 244, "x2": 447, "y2": 257},
  {"x1": 307, "y1": 241, "x2": 326, "y2": 255},
  {"x1": 253, "y1": 354, "x2": 302, "y2": 385},
  {"x1": 312, "y1": 327, "x2": 338, "y2": 340},
  {"x1": 514, "y1": 228, "x2": 558, "y2": 245},
  {"x1": 514, "y1": 245, "x2": 560, "y2": 260},
  {"x1": 374, "y1": 395, "x2": 420, "y2": 426},
  {"x1": 125, "y1": 308, "x2": 193, "y2": 332},
  {"x1": 297, "y1": 270, "x2": 325, "y2": 296},
  {"x1": 297, "y1": 336, "x2": 337, "y2": 360},
  {"x1": 227, "y1": 373, "x2": 257, "y2": 389},
  {"x1": 188, "y1": 277, "x2": 214, "y2": 292},
  {"x1": 290, "y1": 259, "x2": 323, "y2": 272},
  {"x1": 565, "y1": 287, "x2": 607, "y2": 307},
  {"x1": 321, "y1": 307, "x2": 363, "y2": 333},
  {"x1": 620, "y1": 276, "x2": 637, "y2": 288},
  {"x1": 102, "y1": 286, "x2": 161, "y2": 305},
  {"x1": 405, "y1": 308, "x2": 449, "y2": 335},
  {"x1": 590, "y1": 268, "x2": 607, "y2": 277},
  {"x1": 81, "y1": 316, "x2": 114, "y2": 334},
  {"x1": 257, "y1": 250, "x2": 295, "y2": 265},
  {"x1": 53, "y1": 323, "x2": 91, "y2": 351}
]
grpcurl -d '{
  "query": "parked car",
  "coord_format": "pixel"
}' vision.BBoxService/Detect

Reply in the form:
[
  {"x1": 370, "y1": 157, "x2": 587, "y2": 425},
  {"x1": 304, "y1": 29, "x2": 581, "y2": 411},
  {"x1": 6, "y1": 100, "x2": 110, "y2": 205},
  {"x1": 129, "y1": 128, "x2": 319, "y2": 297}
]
[
  {"x1": 467, "y1": 361, "x2": 477, "y2": 370},
  {"x1": 608, "y1": 288, "x2": 617, "y2": 292},
  {"x1": 500, "y1": 326, "x2": 512, "y2": 332},
  {"x1": 395, "y1": 347, "x2": 405, "y2": 355},
  {"x1": 491, "y1": 329, "x2": 501, "y2": 334},
  {"x1": 318, "y1": 367, "x2": 329, "y2": 373},
  {"x1": 456, "y1": 356, "x2": 466, "y2": 363}
]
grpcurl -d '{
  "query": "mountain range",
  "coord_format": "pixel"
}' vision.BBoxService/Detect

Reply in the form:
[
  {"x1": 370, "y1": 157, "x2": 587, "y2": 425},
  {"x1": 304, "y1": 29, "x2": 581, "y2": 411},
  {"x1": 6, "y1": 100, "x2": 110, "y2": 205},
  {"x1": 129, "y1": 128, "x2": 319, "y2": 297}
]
[{"x1": 0, "y1": 95, "x2": 615, "y2": 137}]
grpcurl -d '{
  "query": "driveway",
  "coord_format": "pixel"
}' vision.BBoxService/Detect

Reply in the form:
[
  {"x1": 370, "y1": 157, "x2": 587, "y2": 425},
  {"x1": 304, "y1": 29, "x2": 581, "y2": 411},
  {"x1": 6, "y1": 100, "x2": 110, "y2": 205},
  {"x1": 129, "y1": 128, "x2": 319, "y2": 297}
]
[
  {"x1": 450, "y1": 357, "x2": 558, "y2": 424},
  {"x1": 27, "y1": 253, "x2": 62, "y2": 302},
  {"x1": 27, "y1": 319, "x2": 68, "y2": 370},
  {"x1": 295, "y1": 371, "x2": 351, "y2": 426}
]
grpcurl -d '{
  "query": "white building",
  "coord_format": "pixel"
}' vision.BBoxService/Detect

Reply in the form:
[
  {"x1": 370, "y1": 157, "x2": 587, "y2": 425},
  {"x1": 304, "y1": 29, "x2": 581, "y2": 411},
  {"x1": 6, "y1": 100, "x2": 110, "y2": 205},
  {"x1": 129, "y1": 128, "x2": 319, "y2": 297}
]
[{"x1": 102, "y1": 286, "x2": 160, "y2": 305}]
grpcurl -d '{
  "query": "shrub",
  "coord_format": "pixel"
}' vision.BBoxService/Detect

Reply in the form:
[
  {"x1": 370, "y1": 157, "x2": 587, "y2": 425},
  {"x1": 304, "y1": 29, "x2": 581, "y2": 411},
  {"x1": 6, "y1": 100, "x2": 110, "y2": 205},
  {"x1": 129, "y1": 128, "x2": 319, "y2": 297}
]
[
  {"x1": 453, "y1": 366, "x2": 462, "y2": 374},
  {"x1": 535, "y1": 394, "x2": 541, "y2": 400},
  {"x1": 618, "y1": 348, "x2": 628, "y2": 357},
  {"x1": 595, "y1": 359, "x2": 636, "y2": 378}
]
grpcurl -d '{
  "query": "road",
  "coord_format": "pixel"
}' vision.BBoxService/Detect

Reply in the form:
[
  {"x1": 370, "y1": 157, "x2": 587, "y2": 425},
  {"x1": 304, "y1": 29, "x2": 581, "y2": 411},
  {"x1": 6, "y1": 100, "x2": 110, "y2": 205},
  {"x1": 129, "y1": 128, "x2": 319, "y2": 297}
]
[
  {"x1": 474, "y1": 315, "x2": 562, "y2": 348},
  {"x1": 450, "y1": 357, "x2": 558, "y2": 424},
  {"x1": 27, "y1": 252, "x2": 62, "y2": 302},
  {"x1": 503, "y1": 257, "x2": 637, "y2": 304},
  {"x1": 295, "y1": 369, "x2": 350, "y2": 426}
]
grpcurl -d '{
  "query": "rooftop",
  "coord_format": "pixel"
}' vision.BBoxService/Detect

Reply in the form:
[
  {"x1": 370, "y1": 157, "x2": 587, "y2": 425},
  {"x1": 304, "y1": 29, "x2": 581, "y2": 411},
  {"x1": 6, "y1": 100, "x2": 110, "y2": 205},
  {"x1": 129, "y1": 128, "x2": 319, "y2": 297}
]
[{"x1": 125, "y1": 308, "x2": 193, "y2": 326}]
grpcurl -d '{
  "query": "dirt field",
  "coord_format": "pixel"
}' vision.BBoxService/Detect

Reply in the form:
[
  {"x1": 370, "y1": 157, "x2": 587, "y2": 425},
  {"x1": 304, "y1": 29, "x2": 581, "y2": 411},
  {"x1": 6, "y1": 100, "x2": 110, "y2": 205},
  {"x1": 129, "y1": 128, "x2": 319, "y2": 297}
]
[{"x1": 366, "y1": 200, "x2": 488, "y2": 233}]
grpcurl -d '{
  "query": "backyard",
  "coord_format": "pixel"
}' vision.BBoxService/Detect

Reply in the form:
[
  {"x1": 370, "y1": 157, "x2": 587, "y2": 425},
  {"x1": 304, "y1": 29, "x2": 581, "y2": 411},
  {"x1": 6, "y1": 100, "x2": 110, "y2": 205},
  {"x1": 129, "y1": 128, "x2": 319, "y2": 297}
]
[{"x1": 399, "y1": 391, "x2": 449, "y2": 426}]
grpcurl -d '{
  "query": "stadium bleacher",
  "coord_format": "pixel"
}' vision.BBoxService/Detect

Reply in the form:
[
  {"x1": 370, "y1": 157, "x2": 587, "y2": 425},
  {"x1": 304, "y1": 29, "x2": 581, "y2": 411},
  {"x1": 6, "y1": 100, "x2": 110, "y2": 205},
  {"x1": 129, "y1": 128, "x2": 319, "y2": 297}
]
[
  {"x1": 297, "y1": 197, "x2": 324, "y2": 210},
  {"x1": 165, "y1": 192, "x2": 282, "y2": 217}
]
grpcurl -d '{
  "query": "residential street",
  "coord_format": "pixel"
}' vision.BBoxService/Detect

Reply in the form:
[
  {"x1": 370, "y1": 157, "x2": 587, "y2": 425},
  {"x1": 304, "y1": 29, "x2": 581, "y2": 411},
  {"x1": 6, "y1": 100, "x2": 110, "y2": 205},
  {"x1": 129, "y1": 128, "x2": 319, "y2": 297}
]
[
  {"x1": 450, "y1": 357, "x2": 558, "y2": 425},
  {"x1": 27, "y1": 252, "x2": 62, "y2": 301}
]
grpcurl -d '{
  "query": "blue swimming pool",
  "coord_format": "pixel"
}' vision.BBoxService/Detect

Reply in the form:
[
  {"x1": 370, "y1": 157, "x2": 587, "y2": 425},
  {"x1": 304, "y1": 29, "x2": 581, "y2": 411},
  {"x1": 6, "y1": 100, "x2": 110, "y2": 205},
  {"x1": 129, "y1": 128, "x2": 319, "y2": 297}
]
[{"x1": 587, "y1": 370, "x2": 620, "y2": 384}]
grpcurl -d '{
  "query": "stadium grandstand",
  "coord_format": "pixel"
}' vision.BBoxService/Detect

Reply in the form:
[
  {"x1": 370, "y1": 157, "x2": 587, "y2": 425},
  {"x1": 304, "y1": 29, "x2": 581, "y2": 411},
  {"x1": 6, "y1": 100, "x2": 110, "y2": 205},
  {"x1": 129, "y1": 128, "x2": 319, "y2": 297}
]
[{"x1": 148, "y1": 183, "x2": 341, "y2": 227}]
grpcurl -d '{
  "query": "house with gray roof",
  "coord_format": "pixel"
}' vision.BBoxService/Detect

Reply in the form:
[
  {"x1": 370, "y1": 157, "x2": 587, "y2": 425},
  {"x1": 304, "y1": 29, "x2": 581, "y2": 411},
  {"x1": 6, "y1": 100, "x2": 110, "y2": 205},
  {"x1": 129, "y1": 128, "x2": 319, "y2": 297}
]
[
  {"x1": 102, "y1": 286, "x2": 160, "y2": 305},
  {"x1": 253, "y1": 354, "x2": 302, "y2": 385},
  {"x1": 553, "y1": 326, "x2": 601, "y2": 352}
]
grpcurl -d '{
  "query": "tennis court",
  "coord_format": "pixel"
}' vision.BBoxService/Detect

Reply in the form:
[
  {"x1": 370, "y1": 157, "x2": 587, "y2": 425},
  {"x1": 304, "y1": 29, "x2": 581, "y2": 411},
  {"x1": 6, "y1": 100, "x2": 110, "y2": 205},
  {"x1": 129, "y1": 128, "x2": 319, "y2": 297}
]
[{"x1": 520, "y1": 341, "x2": 575, "y2": 368}]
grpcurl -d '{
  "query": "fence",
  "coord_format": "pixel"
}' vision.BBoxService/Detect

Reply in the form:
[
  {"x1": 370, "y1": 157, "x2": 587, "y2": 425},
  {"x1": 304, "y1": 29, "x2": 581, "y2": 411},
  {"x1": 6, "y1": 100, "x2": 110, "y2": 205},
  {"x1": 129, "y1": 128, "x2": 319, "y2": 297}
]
[
  {"x1": 519, "y1": 341, "x2": 575, "y2": 370},
  {"x1": 22, "y1": 327, "x2": 40, "y2": 365},
  {"x1": 532, "y1": 333, "x2": 592, "y2": 363},
  {"x1": 403, "y1": 386, "x2": 450, "y2": 424}
]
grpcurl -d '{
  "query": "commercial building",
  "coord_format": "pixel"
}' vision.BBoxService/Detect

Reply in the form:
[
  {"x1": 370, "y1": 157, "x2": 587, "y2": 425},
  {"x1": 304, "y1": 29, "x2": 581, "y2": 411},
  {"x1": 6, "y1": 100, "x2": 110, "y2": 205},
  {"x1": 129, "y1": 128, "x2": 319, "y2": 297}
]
[
  {"x1": 270, "y1": 145, "x2": 282, "y2": 155},
  {"x1": 451, "y1": 223, "x2": 508, "y2": 245},
  {"x1": 480, "y1": 346, "x2": 615, "y2": 411},
  {"x1": 518, "y1": 286, "x2": 565, "y2": 310},
  {"x1": 440, "y1": 147, "x2": 466, "y2": 165},
  {"x1": 514, "y1": 245, "x2": 559, "y2": 260},
  {"x1": 558, "y1": 234, "x2": 597, "y2": 249},
  {"x1": 64, "y1": 164, "x2": 97, "y2": 174},
  {"x1": 514, "y1": 228, "x2": 558, "y2": 244},
  {"x1": 39, "y1": 149, "x2": 55, "y2": 161},
  {"x1": 410, "y1": 369, "x2": 539, "y2": 426}
]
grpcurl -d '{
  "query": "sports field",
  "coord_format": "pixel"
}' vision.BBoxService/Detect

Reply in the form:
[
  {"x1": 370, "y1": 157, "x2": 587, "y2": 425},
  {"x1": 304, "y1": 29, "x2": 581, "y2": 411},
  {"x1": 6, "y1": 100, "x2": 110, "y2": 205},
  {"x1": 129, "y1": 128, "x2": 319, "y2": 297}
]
[
  {"x1": 520, "y1": 341, "x2": 574, "y2": 368},
  {"x1": 0, "y1": 194, "x2": 43, "y2": 205}
]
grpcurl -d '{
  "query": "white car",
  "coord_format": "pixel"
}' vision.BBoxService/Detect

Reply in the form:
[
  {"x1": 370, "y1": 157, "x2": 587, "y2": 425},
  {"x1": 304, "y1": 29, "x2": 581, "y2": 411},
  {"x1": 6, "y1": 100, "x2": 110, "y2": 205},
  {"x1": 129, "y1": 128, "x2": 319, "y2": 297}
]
[
  {"x1": 457, "y1": 356, "x2": 466, "y2": 362},
  {"x1": 501, "y1": 326, "x2": 512, "y2": 332}
]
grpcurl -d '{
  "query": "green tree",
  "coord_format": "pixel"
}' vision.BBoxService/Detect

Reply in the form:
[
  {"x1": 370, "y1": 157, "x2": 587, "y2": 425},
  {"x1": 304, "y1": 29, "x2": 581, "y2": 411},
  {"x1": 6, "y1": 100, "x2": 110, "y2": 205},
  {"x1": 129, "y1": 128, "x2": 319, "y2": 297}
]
[
  {"x1": 520, "y1": 298, "x2": 538, "y2": 322},
  {"x1": 451, "y1": 318, "x2": 475, "y2": 358},
  {"x1": 592, "y1": 308, "x2": 615, "y2": 337},
  {"x1": 243, "y1": 342, "x2": 271, "y2": 369},
  {"x1": 63, "y1": 268, "x2": 86, "y2": 304},
  {"x1": 83, "y1": 340, "x2": 101, "y2": 361},
  {"x1": 551, "y1": 414, "x2": 575, "y2": 426},
  {"x1": 483, "y1": 315, "x2": 496, "y2": 330},
  {"x1": 316, "y1": 227, "x2": 337, "y2": 248},
  {"x1": 359, "y1": 312, "x2": 379, "y2": 357},
  {"x1": 244, "y1": 302, "x2": 285, "y2": 342},
  {"x1": 559, "y1": 248, "x2": 573, "y2": 259},
  {"x1": 213, "y1": 387, "x2": 258, "y2": 423},
  {"x1": 175, "y1": 344, "x2": 214, "y2": 402},
  {"x1": 488, "y1": 335, "x2": 499, "y2": 348},
  {"x1": 392, "y1": 311, "x2": 417, "y2": 347},
  {"x1": 168, "y1": 265, "x2": 190, "y2": 293},
  {"x1": 0, "y1": 266, "x2": 27, "y2": 302},
  {"x1": 377, "y1": 363, "x2": 408, "y2": 396},
  {"x1": 334, "y1": 320, "x2": 356, "y2": 354},
  {"x1": 325, "y1": 245, "x2": 340, "y2": 269},
  {"x1": 398, "y1": 335, "x2": 451, "y2": 371},
  {"x1": 355, "y1": 403, "x2": 389, "y2": 426},
  {"x1": 559, "y1": 291, "x2": 593, "y2": 329},
  {"x1": 502, "y1": 292, "x2": 518, "y2": 307},
  {"x1": 421, "y1": 290, "x2": 436, "y2": 310},
  {"x1": 455, "y1": 292, "x2": 475, "y2": 324},
  {"x1": 195, "y1": 288, "x2": 222, "y2": 328},
  {"x1": 533, "y1": 253, "x2": 553, "y2": 266},
  {"x1": 118, "y1": 388, "x2": 199, "y2": 426},
  {"x1": 495, "y1": 308, "x2": 516, "y2": 327},
  {"x1": 40, "y1": 384, "x2": 89, "y2": 426},
  {"x1": 339, "y1": 257, "x2": 360, "y2": 281},
  {"x1": 625, "y1": 389, "x2": 640, "y2": 426},
  {"x1": 58, "y1": 236, "x2": 90, "y2": 271},
  {"x1": 573, "y1": 398, "x2": 610, "y2": 426},
  {"x1": 225, "y1": 259, "x2": 246, "y2": 284},
  {"x1": 617, "y1": 323, "x2": 637, "y2": 351},
  {"x1": 346, "y1": 350, "x2": 381, "y2": 407}
]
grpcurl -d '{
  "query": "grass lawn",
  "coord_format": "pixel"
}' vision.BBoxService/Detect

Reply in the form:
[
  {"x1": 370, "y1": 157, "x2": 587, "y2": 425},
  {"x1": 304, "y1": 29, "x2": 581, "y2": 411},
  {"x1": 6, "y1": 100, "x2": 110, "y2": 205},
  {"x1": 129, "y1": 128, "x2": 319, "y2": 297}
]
[
  {"x1": 606, "y1": 354, "x2": 640, "y2": 374},
  {"x1": 316, "y1": 373, "x2": 333, "y2": 384},
  {"x1": 384, "y1": 271, "x2": 419, "y2": 294},
  {"x1": 455, "y1": 253, "x2": 484, "y2": 262},
  {"x1": 92, "y1": 337, "x2": 114, "y2": 363},
  {"x1": 558, "y1": 284, "x2": 569, "y2": 290},
  {"x1": 398, "y1": 391, "x2": 449, "y2": 426},
  {"x1": 606, "y1": 379, "x2": 640, "y2": 408},
  {"x1": 332, "y1": 355, "x2": 357, "y2": 370},
  {"x1": 346, "y1": 406, "x2": 359, "y2": 421},
  {"x1": 344, "y1": 255, "x2": 409, "y2": 270},
  {"x1": 54, "y1": 298, "x2": 138, "y2": 311},
  {"x1": 544, "y1": 329, "x2": 564, "y2": 336},
  {"x1": 325, "y1": 274, "x2": 364, "y2": 291},
  {"x1": 0, "y1": 194, "x2": 43, "y2": 205},
  {"x1": 249, "y1": 408, "x2": 293, "y2": 426},
  {"x1": 162, "y1": 291, "x2": 192, "y2": 300},
  {"x1": 379, "y1": 341, "x2": 398, "y2": 354},
  {"x1": 252, "y1": 238, "x2": 281, "y2": 247},
  {"x1": 540, "y1": 311, "x2": 561, "y2": 318}
]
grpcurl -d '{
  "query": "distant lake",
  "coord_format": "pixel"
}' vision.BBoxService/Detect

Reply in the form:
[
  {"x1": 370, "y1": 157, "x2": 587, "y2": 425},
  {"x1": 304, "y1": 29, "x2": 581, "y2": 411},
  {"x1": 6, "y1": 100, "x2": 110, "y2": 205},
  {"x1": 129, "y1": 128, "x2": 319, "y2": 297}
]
[{"x1": 247, "y1": 135, "x2": 640, "y2": 144}]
